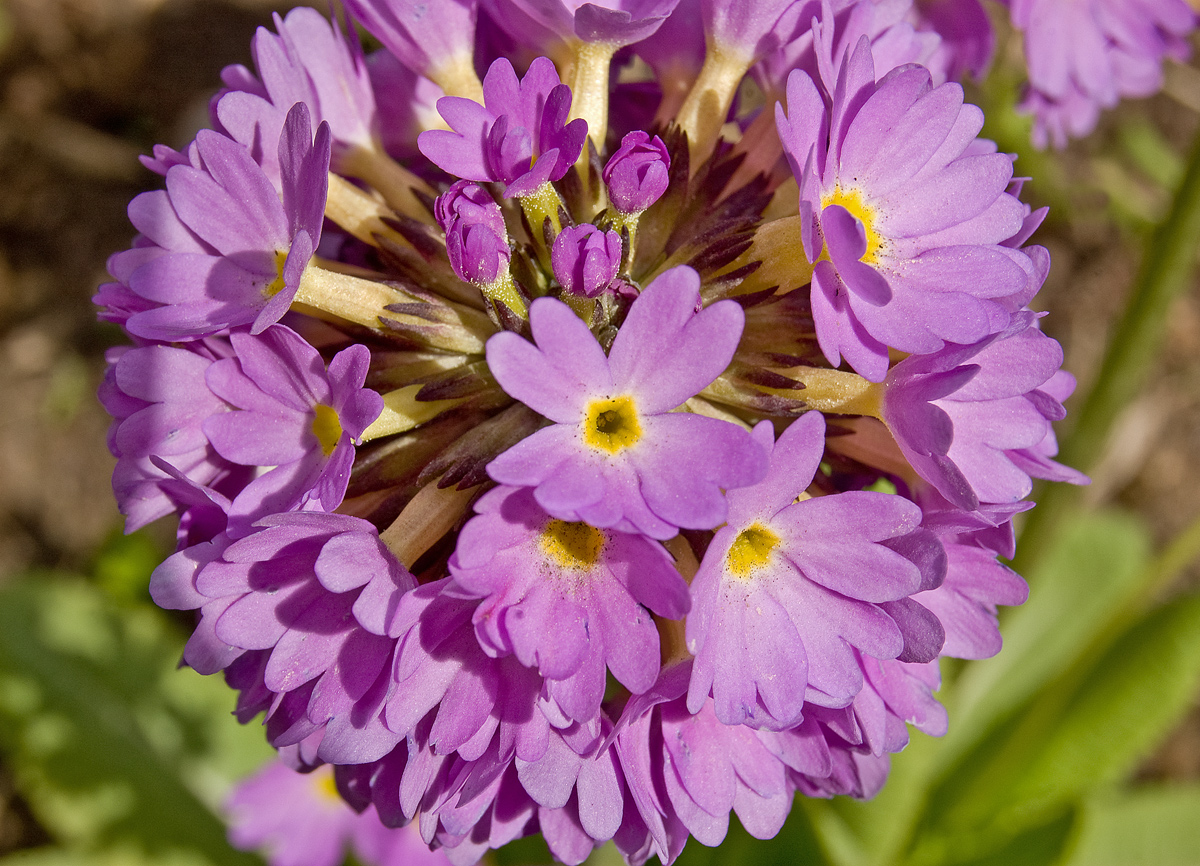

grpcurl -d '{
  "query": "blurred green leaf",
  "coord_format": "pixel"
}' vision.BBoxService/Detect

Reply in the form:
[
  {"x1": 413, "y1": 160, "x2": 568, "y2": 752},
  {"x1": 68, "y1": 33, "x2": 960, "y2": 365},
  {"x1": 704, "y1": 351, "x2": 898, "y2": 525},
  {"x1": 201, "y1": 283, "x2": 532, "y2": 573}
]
[
  {"x1": 676, "y1": 809, "x2": 829, "y2": 866},
  {"x1": 0, "y1": 575, "x2": 270, "y2": 864},
  {"x1": 91, "y1": 529, "x2": 166, "y2": 607},
  {"x1": 1061, "y1": 785, "x2": 1200, "y2": 865},
  {"x1": 945, "y1": 511, "x2": 1151, "y2": 772},
  {"x1": 914, "y1": 588, "x2": 1200, "y2": 861}
]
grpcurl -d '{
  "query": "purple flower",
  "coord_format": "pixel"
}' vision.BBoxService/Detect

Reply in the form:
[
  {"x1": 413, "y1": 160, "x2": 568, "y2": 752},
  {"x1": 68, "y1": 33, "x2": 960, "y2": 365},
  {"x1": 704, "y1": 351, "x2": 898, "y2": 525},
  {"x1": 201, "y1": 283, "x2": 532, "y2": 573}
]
[
  {"x1": 880, "y1": 316, "x2": 1077, "y2": 512},
  {"x1": 216, "y1": 6, "x2": 376, "y2": 174},
  {"x1": 435, "y1": 181, "x2": 512, "y2": 285},
  {"x1": 551, "y1": 224, "x2": 623, "y2": 297},
  {"x1": 449, "y1": 485, "x2": 689, "y2": 721},
  {"x1": 703, "y1": 0, "x2": 802, "y2": 61},
  {"x1": 776, "y1": 39, "x2": 1032, "y2": 381},
  {"x1": 115, "y1": 103, "x2": 331, "y2": 342},
  {"x1": 915, "y1": 0, "x2": 995, "y2": 80},
  {"x1": 342, "y1": 0, "x2": 480, "y2": 91},
  {"x1": 99, "y1": 340, "x2": 239, "y2": 531},
  {"x1": 485, "y1": 265, "x2": 769, "y2": 539},
  {"x1": 1011, "y1": 0, "x2": 1196, "y2": 148},
  {"x1": 418, "y1": 56, "x2": 588, "y2": 198},
  {"x1": 203, "y1": 325, "x2": 383, "y2": 528},
  {"x1": 603, "y1": 132, "x2": 670, "y2": 214},
  {"x1": 685, "y1": 412, "x2": 944, "y2": 729},
  {"x1": 503, "y1": 0, "x2": 680, "y2": 47},
  {"x1": 226, "y1": 760, "x2": 454, "y2": 866}
]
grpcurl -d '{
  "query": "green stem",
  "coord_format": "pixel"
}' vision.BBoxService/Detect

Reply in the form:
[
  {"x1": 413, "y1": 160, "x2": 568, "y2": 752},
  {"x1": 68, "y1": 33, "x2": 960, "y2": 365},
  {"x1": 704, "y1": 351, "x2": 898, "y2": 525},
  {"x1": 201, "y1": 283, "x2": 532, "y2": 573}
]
[{"x1": 1015, "y1": 126, "x2": 1200, "y2": 575}]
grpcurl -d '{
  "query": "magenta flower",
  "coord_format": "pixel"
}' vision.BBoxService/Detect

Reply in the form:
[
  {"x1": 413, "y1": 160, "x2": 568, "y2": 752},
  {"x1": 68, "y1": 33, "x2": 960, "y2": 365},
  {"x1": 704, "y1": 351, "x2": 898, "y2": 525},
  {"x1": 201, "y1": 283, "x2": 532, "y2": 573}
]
[
  {"x1": 418, "y1": 56, "x2": 588, "y2": 198},
  {"x1": 603, "y1": 131, "x2": 671, "y2": 214},
  {"x1": 434, "y1": 181, "x2": 512, "y2": 285},
  {"x1": 550, "y1": 224, "x2": 623, "y2": 297},
  {"x1": 776, "y1": 38, "x2": 1032, "y2": 381},
  {"x1": 486, "y1": 265, "x2": 769, "y2": 539}
]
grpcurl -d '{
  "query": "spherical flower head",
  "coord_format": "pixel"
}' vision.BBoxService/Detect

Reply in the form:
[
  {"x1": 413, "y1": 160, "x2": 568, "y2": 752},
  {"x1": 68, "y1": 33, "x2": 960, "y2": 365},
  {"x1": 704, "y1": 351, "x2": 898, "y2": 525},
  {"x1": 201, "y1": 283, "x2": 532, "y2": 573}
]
[
  {"x1": 550, "y1": 224, "x2": 623, "y2": 297},
  {"x1": 485, "y1": 265, "x2": 769, "y2": 539},
  {"x1": 202, "y1": 325, "x2": 383, "y2": 530},
  {"x1": 602, "y1": 131, "x2": 670, "y2": 214},
  {"x1": 449, "y1": 485, "x2": 689, "y2": 721},
  {"x1": 418, "y1": 56, "x2": 588, "y2": 198},
  {"x1": 117, "y1": 102, "x2": 331, "y2": 342},
  {"x1": 435, "y1": 180, "x2": 512, "y2": 285},
  {"x1": 685, "y1": 412, "x2": 945, "y2": 729}
]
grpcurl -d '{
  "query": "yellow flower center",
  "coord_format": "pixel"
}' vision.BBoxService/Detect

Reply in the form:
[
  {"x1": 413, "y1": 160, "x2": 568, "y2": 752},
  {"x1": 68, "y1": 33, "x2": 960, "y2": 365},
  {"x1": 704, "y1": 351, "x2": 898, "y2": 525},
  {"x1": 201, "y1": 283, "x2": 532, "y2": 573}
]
[
  {"x1": 726, "y1": 522, "x2": 781, "y2": 579},
  {"x1": 263, "y1": 249, "x2": 290, "y2": 298},
  {"x1": 822, "y1": 186, "x2": 884, "y2": 264},
  {"x1": 539, "y1": 519, "x2": 605, "y2": 570},
  {"x1": 311, "y1": 404, "x2": 343, "y2": 456},
  {"x1": 583, "y1": 395, "x2": 642, "y2": 454}
]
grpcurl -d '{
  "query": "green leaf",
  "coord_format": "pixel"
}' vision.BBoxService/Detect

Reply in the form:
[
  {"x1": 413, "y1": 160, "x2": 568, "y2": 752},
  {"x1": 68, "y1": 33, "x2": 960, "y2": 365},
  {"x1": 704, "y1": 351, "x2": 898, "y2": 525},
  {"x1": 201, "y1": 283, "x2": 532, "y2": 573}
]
[
  {"x1": 1061, "y1": 785, "x2": 1200, "y2": 865},
  {"x1": 918, "y1": 589, "x2": 1200, "y2": 855},
  {"x1": 0, "y1": 576, "x2": 269, "y2": 864},
  {"x1": 675, "y1": 809, "x2": 829, "y2": 866},
  {"x1": 942, "y1": 511, "x2": 1151, "y2": 775}
]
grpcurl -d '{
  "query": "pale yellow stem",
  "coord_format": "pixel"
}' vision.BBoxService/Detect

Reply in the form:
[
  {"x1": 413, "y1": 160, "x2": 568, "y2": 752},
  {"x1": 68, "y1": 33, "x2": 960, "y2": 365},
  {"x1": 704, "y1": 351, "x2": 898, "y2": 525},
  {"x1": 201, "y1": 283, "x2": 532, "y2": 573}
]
[
  {"x1": 381, "y1": 478, "x2": 478, "y2": 569},
  {"x1": 519, "y1": 181, "x2": 564, "y2": 273},
  {"x1": 324, "y1": 173, "x2": 411, "y2": 248},
  {"x1": 569, "y1": 40, "x2": 619, "y2": 153},
  {"x1": 718, "y1": 214, "x2": 815, "y2": 295},
  {"x1": 294, "y1": 264, "x2": 412, "y2": 330},
  {"x1": 479, "y1": 269, "x2": 528, "y2": 319},
  {"x1": 361, "y1": 385, "x2": 463, "y2": 442},
  {"x1": 674, "y1": 41, "x2": 753, "y2": 169},
  {"x1": 780, "y1": 366, "x2": 884, "y2": 417},
  {"x1": 337, "y1": 146, "x2": 436, "y2": 224},
  {"x1": 427, "y1": 51, "x2": 485, "y2": 102},
  {"x1": 657, "y1": 536, "x2": 699, "y2": 664}
]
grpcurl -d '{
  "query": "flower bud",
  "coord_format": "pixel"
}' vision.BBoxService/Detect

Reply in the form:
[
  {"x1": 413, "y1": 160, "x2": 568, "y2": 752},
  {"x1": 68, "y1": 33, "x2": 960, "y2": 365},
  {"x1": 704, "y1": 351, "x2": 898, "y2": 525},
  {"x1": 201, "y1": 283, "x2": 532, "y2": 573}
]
[
  {"x1": 602, "y1": 131, "x2": 670, "y2": 214},
  {"x1": 550, "y1": 224, "x2": 623, "y2": 297},
  {"x1": 434, "y1": 180, "x2": 511, "y2": 285}
]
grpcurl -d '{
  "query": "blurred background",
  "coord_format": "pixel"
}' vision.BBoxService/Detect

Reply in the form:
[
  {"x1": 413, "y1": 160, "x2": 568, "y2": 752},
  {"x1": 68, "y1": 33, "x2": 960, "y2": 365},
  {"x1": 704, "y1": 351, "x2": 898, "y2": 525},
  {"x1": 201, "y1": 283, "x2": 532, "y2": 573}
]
[{"x1": 0, "y1": 1, "x2": 1197, "y2": 864}]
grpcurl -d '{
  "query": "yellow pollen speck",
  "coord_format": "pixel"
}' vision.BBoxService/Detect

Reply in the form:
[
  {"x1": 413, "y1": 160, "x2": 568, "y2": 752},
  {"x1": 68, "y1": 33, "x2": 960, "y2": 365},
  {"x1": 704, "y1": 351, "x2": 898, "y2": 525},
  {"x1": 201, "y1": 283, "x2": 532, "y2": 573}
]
[
  {"x1": 263, "y1": 249, "x2": 289, "y2": 298},
  {"x1": 312, "y1": 767, "x2": 342, "y2": 803},
  {"x1": 726, "y1": 522, "x2": 781, "y2": 579},
  {"x1": 311, "y1": 404, "x2": 343, "y2": 456},
  {"x1": 583, "y1": 395, "x2": 642, "y2": 454},
  {"x1": 822, "y1": 186, "x2": 885, "y2": 264},
  {"x1": 540, "y1": 519, "x2": 605, "y2": 571}
]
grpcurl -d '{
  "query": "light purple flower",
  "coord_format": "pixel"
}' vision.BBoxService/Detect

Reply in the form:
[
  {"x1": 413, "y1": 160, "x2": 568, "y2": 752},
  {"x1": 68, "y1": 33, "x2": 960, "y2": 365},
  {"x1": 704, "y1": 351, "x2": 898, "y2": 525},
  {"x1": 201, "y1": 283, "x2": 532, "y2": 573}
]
[
  {"x1": 685, "y1": 412, "x2": 945, "y2": 729},
  {"x1": 603, "y1": 131, "x2": 670, "y2": 214},
  {"x1": 880, "y1": 315, "x2": 1074, "y2": 511},
  {"x1": 449, "y1": 485, "x2": 689, "y2": 721},
  {"x1": 915, "y1": 0, "x2": 995, "y2": 80},
  {"x1": 216, "y1": 6, "x2": 376, "y2": 179},
  {"x1": 435, "y1": 181, "x2": 512, "y2": 285},
  {"x1": 704, "y1": 0, "x2": 803, "y2": 61},
  {"x1": 551, "y1": 224, "x2": 623, "y2": 297},
  {"x1": 342, "y1": 0, "x2": 479, "y2": 84},
  {"x1": 776, "y1": 38, "x2": 1032, "y2": 381},
  {"x1": 1011, "y1": 0, "x2": 1196, "y2": 148},
  {"x1": 504, "y1": 0, "x2": 680, "y2": 47},
  {"x1": 418, "y1": 56, "x2": 588, "y2": 198},
  {"x1": 203, "y1": 325, "x2": 383, "y2": 528},
  {"x1": 486, "y1": 265, "x2": 769, "y2": 539},
  {"x1": 116, "y1": 103, "x2": 330, "y2": 342},
  {"x1": 99, "y1": 340, "x2": 242, "y2": 531}
]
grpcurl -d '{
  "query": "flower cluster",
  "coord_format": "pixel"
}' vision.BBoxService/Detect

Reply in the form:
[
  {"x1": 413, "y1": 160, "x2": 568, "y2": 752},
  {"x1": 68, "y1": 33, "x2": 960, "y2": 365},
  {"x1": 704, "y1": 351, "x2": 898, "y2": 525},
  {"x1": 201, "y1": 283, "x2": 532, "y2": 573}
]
[{"x1": 98, "y1": 1, "x2": 1094, "y2": 864}]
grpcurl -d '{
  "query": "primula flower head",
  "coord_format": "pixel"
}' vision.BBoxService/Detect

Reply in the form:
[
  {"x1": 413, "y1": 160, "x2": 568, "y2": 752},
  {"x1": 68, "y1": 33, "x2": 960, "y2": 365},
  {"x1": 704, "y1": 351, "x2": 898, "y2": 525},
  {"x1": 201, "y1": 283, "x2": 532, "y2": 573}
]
[{"x1": 97, "y1": 1, "x2": 1095, "y2": 862}]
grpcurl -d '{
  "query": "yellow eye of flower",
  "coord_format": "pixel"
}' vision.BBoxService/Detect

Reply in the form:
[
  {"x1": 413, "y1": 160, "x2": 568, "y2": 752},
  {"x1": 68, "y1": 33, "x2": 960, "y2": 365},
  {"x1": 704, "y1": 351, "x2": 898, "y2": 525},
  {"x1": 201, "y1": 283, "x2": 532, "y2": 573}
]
[
  {"x1": 311, "y1": 404, "x2": 343, "y2": 456},
  {"x1": 540, "y1": 519, "x2": 606, "y2": 570},
  {"x1": 583, "y1": 395, "x2": 642, "y2": 454},
  {"x1": 726, "y1": 522, "x2": 781, "y2": 579},
  {"x1": 822, "y1": 186, "x2": 885, "y2": 264}
]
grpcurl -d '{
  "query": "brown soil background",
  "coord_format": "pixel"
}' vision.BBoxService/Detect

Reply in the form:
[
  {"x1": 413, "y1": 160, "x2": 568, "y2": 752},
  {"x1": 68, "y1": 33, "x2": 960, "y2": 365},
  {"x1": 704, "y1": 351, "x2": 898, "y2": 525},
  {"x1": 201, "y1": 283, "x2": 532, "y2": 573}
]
[{"x1": 0, "y1": 0, "x2": 1196, "y2": 854}]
